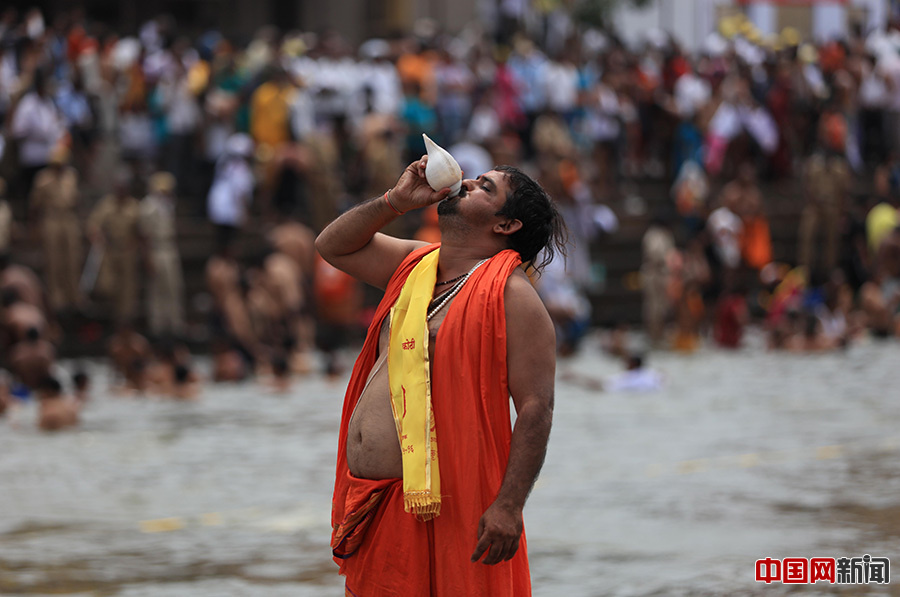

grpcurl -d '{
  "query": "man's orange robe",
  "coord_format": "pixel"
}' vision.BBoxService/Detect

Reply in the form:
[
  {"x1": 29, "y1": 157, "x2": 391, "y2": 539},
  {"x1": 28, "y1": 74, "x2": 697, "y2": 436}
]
[{"x1": 331, "y1": 245, "x2": 531, "y2": 596}]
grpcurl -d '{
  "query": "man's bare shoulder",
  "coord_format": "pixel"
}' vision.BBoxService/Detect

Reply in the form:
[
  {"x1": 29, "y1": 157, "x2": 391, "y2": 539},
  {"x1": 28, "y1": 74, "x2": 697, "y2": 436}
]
[{"x1": 504, "y1": 269, "x2": 552, "y2": 319}]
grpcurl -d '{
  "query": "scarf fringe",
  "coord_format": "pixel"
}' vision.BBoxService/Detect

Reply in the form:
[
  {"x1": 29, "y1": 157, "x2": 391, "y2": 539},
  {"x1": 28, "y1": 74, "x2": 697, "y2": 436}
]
[{"x1": 403, "y1": 491, "x2": 441, "y2": 520}]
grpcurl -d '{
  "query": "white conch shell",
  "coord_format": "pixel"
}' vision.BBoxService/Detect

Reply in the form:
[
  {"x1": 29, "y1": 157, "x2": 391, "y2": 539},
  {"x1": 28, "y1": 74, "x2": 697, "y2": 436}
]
[{"x1": 423, "y1": 134, "x2": 462, "y2": 197}]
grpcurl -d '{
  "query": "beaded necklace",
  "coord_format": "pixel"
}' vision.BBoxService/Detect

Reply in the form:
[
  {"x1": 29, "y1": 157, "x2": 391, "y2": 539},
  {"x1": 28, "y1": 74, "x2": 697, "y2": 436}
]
[
  {"x1": 426, "y1": 259, "x2": 488, "y2": 321},
  {"x1": 435, "y1": 272, "x2": 467, "y2": 286}
]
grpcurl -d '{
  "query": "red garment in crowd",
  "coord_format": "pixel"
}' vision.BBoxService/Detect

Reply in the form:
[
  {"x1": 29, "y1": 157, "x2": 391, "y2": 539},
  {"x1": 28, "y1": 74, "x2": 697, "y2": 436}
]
[
  {"x1": 494, "y1": 64, "x2": 526, "y2": 130},
  {"x1": 714, "y1": 294, "x2": 747, "y2": 349},
  {"x1": 332, "y1": 245, "x2": 532, "y2": 596},
  {"x1": 663, "y1": 55, "x2": 690, "y2": 92}
]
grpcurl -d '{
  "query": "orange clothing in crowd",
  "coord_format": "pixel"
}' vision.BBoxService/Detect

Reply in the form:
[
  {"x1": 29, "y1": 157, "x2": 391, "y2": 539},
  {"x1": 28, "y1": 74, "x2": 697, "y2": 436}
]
[
  {"x1": 250, "y1": 81, "x2": 295, "y2": 148},
  {"x1": 332, "y1": 245, "x2": 531, "y2": 596},
  {"x1": 396, "y1": 51, "x2": 437, "y2": 103},
  {"x1": 314, "y1": 254, "x2": 361, "y2": 326},
  {"x1": 413, "y1": 205, "x2": 441, "y2": 244},
  {"x1": 740, "y1": 215, "x2": 772, "y2": 270}
]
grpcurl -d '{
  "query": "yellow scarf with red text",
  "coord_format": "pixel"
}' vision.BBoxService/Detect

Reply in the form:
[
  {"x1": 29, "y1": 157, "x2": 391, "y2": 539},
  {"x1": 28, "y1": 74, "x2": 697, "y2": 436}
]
[{"x1": 388, "y1": 249, "x2": 441, "y2": 520}]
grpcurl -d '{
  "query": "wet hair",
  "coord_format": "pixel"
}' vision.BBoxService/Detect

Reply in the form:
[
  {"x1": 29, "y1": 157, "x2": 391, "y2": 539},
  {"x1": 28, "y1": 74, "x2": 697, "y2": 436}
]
[
  {"x1": 38, "y1": 375, "x2": 62, "y2": 396},
  {"x1": 73, "y1": 371, "x2": 89, "y2": 390},
  {"x1": 1, "y1": 287, "x2": 20, "y2": 308},
  {"x1": 174, "y1": 364, "x2": 190, "y2": 384},
  {"x1": 272, "y1": 354, "x2": 289, "y2": 377},
  {"x1": 493, "y1": 165, "x2": 568, "y2": 274}
]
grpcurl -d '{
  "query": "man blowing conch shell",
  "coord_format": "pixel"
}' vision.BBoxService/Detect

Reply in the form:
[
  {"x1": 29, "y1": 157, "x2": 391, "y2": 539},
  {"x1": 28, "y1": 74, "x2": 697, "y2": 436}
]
[{"x1": 316, "y1": 144, "x2": 566, "y2": 595}]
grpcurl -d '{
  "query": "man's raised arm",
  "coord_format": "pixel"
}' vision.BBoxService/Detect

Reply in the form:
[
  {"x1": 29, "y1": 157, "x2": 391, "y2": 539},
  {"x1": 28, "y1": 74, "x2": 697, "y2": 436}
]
[
  {"x1": 315, "y1": 157, "x2": 451, "y2": 290},
  {"x1": 471, "y1": 270, "x2": 556, "y2": 566}
]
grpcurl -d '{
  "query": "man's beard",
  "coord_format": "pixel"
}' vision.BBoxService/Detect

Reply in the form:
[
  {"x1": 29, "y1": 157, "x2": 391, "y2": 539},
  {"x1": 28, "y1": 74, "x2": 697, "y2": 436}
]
[
  {"x1": 436, "y1": 199, "x2": 457, "y2": 216},
  {"x1": 437, "y1": 189, "x2": 464, "y2": 216}
]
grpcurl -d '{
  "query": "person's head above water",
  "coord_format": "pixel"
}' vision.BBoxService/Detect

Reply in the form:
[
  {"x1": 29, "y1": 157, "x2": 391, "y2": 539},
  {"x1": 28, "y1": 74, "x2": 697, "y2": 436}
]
[{"x1": 437, "y1": 165, "x2": 567, "y2": 274}]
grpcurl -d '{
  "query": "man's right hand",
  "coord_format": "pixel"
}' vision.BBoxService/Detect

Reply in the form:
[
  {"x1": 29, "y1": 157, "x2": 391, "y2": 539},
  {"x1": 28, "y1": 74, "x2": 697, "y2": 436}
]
[{"x1": 389, "y1": 156, "x2": 453, "y2": 213}]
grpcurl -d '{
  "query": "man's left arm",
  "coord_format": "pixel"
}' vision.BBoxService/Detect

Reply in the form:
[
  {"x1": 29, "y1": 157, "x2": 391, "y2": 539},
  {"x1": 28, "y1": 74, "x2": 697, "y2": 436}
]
[{"x1": 471, "y1": 271, "x2": 556, "y2": 566}]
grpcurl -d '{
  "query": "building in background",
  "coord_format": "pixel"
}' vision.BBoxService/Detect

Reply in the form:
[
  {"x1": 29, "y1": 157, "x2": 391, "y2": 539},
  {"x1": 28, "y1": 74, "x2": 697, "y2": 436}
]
[
  {"x1": 5, "y1": 0, "x2": 481, "y2": 44},
  {"x1": 3, "y1": 0, "x2": 891, "y2": 47},
  {"x1": 613, "y1": 0, "x2": 888, "y2": 52}
]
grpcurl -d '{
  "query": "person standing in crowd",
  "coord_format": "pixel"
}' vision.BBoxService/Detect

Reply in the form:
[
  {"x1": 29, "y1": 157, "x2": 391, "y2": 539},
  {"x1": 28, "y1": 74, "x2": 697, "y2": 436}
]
[
  {"x1": 160, "y1": 57, "x2": 202, "y2": 198},
  {"x1": 55, "y1": 71, "x2": 96, "y2": 177},
  {"x1": 9, "y1": 69, "x2": 66, "y2": 205},
  {"x1": 207, "y1": 133, "x2": 255, "y2": 250},
  {"x1": 87, "y1": 170, "x2": 141, "y2": 323},
  {"x1": 797, "y1": 108, "x2": 852, "y2": 277},
  {"x1": 206, "y1": 239, "x2": 259, "y2": 368},
  {"x1": 29, "y1": 146, "x2": 82, "y2": 315},
  {"x1": 641, "y1": 216, "x2": 675, "y2": 347},
  {"x1": 269, "y1": 216, "x2": 317, "y2": 367},
  {"x1": 861, "y1": 225, "x2": 900, "y2": 337},
  {"x1": 139, "y1": 172, "x2": 184, "y2": 338},
  {"x1": 707, "y1": 187, "x2": 744, "y2": 294},
  {"x1": 717, "y1": 162, "x2": 771, "y2": 272},
  {"x1": 866, "y1": 160, "x2": 899, "y2": 257},
  {"x1": 250, "y1": 67, "x2": 296, "y2": 153}
]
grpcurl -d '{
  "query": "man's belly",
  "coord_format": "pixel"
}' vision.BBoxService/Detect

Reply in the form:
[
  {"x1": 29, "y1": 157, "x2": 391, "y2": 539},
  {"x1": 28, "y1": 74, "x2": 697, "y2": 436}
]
[{"x1": 346, "y1": 352, "x2": 403, "y2": 479}]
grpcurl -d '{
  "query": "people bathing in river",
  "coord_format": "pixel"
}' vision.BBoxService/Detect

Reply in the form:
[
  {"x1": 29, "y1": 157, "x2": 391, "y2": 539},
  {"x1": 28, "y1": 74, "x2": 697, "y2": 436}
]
[
  {"x1": 264, "y1": 353, "x2": 292, "y2": 394},
  {"x1": 37, "y1": 376, "x2": 80, "y2": 431},
  {"x1": 9, "y1": 326, "x2": 55, "y2": 390},
  {"x1": 604, "y1": 354, "x2": 665, "y2": 392},
  {"x1": 559, "y1": 352, "x2": 664, "y2": 393},
  {"x1": 107, "y1": 321, "x2": 151, "y2": 395},
  {"x1": 145, "y1": 338, "x2": 200, "y2": 399},
  {"x1": 72, "y1": 370, "x2": 90, "y2": 403},
  {"x1": 171, "y1": 364, "x2": 201, "y2": 400},
  {"x1": 211, "y1": 337, "x2": 249, "y2": 382}
]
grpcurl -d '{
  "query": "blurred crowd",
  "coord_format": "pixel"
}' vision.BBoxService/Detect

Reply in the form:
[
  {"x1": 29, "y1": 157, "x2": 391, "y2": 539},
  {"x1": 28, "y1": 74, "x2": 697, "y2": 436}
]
[{"x1": 2, "y1": 5, "x2": 900, "y2": 426}]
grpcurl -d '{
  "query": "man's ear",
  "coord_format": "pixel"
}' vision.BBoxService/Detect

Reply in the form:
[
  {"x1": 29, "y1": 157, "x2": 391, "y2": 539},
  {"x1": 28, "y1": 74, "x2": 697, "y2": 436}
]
[{"x1": 493, "y1": 218, "x2": 522, "y2": 236}]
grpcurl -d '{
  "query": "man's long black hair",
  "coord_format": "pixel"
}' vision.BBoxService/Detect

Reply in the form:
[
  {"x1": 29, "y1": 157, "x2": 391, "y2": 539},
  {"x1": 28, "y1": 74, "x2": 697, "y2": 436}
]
[{"x1": 493, "y1": 165, "x2": 568, "y2": 275}]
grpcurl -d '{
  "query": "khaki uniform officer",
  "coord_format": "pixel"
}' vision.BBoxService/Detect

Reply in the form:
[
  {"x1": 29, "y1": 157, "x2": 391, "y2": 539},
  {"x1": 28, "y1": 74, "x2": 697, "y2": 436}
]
[
  {"x1": 29, "y1": 148, "x2": 83, "y2": 313},
  {"x1": 87, "y1": 172, "x2": 141, "y2": 322},
  {"x1": 139, "y1": 172, "x2": 184, "y2": 336}
]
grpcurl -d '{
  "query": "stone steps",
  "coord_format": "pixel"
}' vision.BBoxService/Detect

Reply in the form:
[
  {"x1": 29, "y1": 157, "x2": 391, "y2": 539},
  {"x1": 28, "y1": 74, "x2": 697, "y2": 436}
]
[{"x1": 13, "y1": 175, "x2": 860, "y2": 353}]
